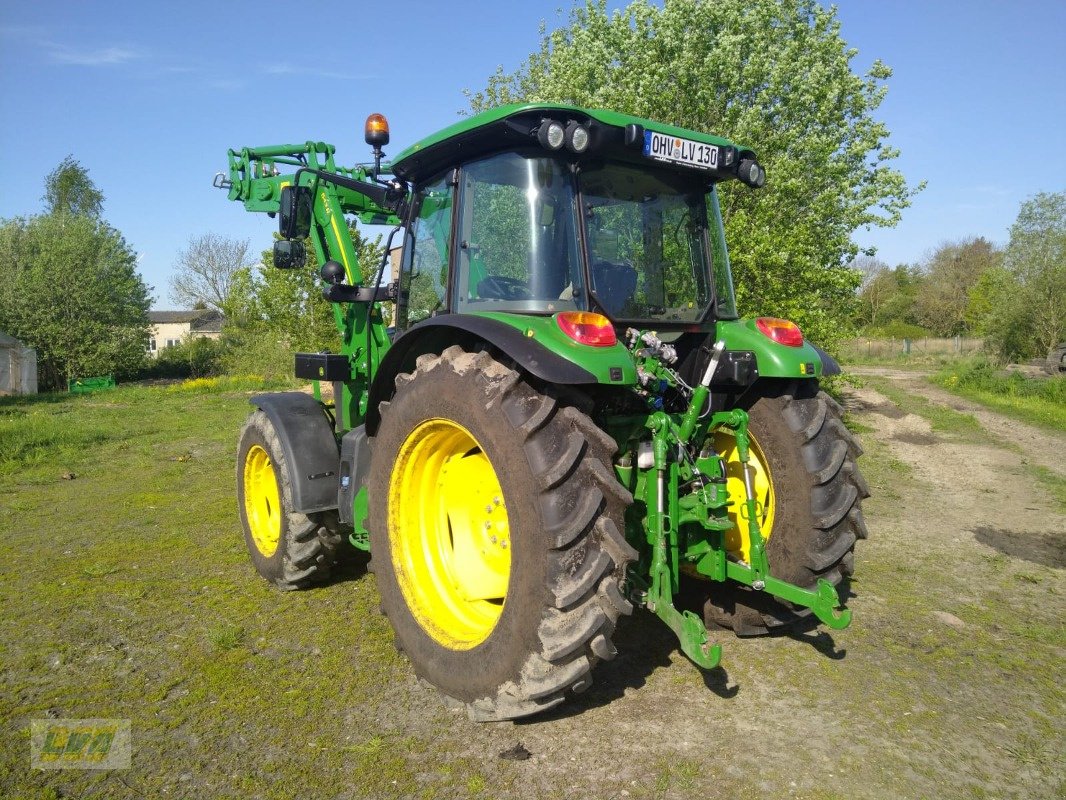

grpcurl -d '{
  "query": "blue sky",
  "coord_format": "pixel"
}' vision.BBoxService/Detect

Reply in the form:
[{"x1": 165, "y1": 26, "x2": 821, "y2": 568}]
[{"x1": 1, "y1": 0, "x2": 1064, "y2": 308}]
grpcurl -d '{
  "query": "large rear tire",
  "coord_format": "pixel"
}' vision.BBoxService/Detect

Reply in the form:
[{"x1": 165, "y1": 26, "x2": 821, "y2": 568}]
[
  {"x1": 701, "y1": 381, "x2": 869, "y2": 636},
  {"x1": 368, "y1": 346, "x2": 635, "y2": 721},
  {"x1": 236, "y1": 411, "x2": 347, "y2": 590}
]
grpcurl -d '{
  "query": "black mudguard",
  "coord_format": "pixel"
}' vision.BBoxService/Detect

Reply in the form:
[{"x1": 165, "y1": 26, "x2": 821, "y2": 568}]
[
  {"x1": 250, "y1": 392, "x2": 339, "y2": 514},
  {"x1": 809, "y1": 343, "x2": 842, "y2": 376},
  {"x1": 365, "y1": 315, "x2": 597, "y2": 435}
]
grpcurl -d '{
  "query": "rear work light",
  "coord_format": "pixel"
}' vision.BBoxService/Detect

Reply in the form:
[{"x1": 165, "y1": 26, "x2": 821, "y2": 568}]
[
  {"x1": 755, "y1": 317, "x2": 804, "y2": 347},
  {"x1": 556, "y1": 311, "x2": 617, "y2": 347}
]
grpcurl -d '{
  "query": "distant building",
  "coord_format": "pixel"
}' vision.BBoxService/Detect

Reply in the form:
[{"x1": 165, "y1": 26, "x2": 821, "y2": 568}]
[
  {"x1": 0, "y1": 331, "x2": 37, "y2": 395},
  {"x1": 147, "y1": 309, "x2": 223, "y2": 357}
]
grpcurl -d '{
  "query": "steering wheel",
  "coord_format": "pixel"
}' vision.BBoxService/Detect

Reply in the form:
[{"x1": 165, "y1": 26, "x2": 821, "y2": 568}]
[{"x1": 477, "y1": 275, "x2": 532, "y2": 301}]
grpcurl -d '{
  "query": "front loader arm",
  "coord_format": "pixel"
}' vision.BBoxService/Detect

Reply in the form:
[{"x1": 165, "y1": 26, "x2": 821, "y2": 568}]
[{"x1": 215, "y1": 141, "x2": 408, "y2": 432}]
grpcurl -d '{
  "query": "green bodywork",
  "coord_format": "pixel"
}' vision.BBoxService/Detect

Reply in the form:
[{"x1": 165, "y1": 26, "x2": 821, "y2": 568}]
[
  {"x1": 218, "y1": 102, "x2": 849, "y2": 674},
  {"x1": 392, "y1": 103, "x2": 749, "y2": 166},
  {"x1": 716, "y1": 319, "x2": 827, "y2": 377}
]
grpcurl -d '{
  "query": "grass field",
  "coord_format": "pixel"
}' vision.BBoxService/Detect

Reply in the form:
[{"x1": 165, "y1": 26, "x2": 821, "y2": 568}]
[
  {"x1": 931, "y1": 362, "x2": 1066, "y2": 432},
  {"x1": 1, "y1": 377, "x2": 1063, "y2": 799}
]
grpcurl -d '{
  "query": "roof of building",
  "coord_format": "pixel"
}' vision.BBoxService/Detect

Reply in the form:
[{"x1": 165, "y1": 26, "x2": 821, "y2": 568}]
[
  {"x1": 149, "y1": 310, "x2": 224, "y2": 333},
  {"x1": 149, "y1": 309, "x2": 217, "y2": 324}
]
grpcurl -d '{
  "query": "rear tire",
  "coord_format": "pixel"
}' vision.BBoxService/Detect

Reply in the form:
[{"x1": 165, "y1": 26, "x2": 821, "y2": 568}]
[
  {"x1": 701, "y1": 381, "x2": 869, "y2": 635},
  {"x1": 236, "y1": 410, "x2": 346, "y2": 590},
  {"x1": 368, "y1": 346, "x2": 635, "y2": 721}
]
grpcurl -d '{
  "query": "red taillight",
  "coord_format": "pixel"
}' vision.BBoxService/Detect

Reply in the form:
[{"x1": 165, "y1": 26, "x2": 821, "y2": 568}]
[
  {"x1": 756, "y1": 317, "x2": 804, "y2": 347},
  {"x1": 556, "y1": 311, "x2": 617, "y2": 347}
]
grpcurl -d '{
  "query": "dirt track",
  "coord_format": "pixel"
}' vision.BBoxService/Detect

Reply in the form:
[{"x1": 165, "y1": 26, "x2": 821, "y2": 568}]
[{"x1": 850, "y1": 365, "x2": 1066, "y2": 475}]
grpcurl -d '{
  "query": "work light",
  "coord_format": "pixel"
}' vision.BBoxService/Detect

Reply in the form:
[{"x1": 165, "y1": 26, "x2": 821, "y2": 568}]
[
  {"x1": 565, "y1": 122, "x2": 590, "y2": 153},
  {"x1": 537, "y1": 119, "x2": 566, "y2": 150}
]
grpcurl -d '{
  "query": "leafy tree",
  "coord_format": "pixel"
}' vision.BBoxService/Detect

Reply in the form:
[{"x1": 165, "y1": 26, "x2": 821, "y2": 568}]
[
  {"x1": 976, "y1": 192, "x2": 1065, "y2": 361},
  {"x1": 0, "y1": 214, "x2": 151, "y2": 390},
  {"x1": 467, "y1": 0, "x2": 922, "y2": 349},
  {"x1": 169, "y1": 233, "x2": 253, "y2": 313},
  {"x1": 42, "y1": 155, "x2": 104, "y2": 218},
  {"x1": 914, "y1": 238, "x2": 1001, "y2": 336},
  {"x1": 856, "y1": 263, "x2": 923, "y2": 332},
  {"x1": 1002, "y1": 192, "x2": 1065, "y2": 356},
  {"x1": 222, "y1": 223, "x2": 385, "y2": 373}
]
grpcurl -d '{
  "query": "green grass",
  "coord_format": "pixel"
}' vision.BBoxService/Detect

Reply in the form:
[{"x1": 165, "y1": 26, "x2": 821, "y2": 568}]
[
  {"x1": 931, "y1": 361, "x2": 1066, "y2": 432},
  {"x1": 1028, "y1": 464, "x2": 1066, "y2": 513}
]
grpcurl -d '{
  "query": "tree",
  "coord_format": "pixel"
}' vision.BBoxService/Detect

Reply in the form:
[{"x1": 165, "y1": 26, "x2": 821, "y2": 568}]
[
  {"x1": 221, "y1": 223, "x2": 385, "y2": 373},
  {"x1": 855, "y1": 262, "x2": 924, "y2": 332},
  {"x1": 0, "y1": 157, "x2": 150, "y2": 390},
  {"x1": 0, "y1": 214, "x2": 151, "y2": 390},
  {"x1": 467, "y1": 0, "x2": 922, "y2": 348},
  {"x1": 977, "y1": 192, "x2": 1066, "y2": 361},
  {"x1": 42, "y1": 155, "x2": 104, "y2": 218},
  {"x1": 914, "y1": 238, "x2": 1001, "y2": 336},
  {"x1": 169, "y1": 233, "x2": 253, "y2": 313},
  {"x1": 1002, "y1": 192, "x2": 1066, "y2": 357}
]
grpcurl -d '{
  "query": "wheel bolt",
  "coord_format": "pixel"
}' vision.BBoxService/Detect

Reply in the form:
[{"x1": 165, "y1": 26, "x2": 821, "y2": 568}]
[{"x1": 493, "y1": 496, "x2": 501, "y2": 505}]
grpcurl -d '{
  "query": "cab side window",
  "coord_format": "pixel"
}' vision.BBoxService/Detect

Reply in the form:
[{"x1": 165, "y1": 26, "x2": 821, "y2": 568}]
[{"x1": 397, "y1": 175, "x2": 453, "y2": 330}]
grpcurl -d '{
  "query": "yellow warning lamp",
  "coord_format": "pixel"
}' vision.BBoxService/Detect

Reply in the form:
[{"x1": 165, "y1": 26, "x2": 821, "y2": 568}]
[
  {"x1": 364, "y1": 113, "x2": 390, "y2": 148},
  {"x1": 365, "y1": 113, "x2": 390, "y2": 178}
]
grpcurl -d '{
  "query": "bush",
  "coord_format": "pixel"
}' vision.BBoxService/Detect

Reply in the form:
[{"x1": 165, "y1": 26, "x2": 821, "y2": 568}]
[
  {"x1": 134, "y1": 337, "x2": 224, "y2": 380},
  {"x1": 219, "y1": 326, "x2": 297, "y2": 381},
  {"x1": 861, "y1": 322, "x2": 933, "y2": 340}
]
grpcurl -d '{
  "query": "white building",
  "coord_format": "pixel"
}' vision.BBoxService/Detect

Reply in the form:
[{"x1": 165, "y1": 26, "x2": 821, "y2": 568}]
[{"x1": 147, "y1": 310, "x2": 223, "y2": 357}]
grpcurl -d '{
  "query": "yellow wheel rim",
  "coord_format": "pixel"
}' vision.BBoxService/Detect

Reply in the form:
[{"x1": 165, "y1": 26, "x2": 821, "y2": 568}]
[
  {"x1": 712, "y1": 429, "x2": 775, "y2": 565},
  {"x1": 243, "y1": 444, "x2": 282, "y2": 557},
  {"x1": 388, "y1": 419, "x2": 511, "y2": 650}
]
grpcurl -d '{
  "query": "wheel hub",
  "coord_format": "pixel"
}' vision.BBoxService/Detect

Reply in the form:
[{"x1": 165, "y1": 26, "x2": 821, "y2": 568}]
[
  {"x1": 388, "y1": 419, "x2": 511, "y2": 650},
  {"x1": 243, "y1": 444, "x2": 281, "y2": 557}
]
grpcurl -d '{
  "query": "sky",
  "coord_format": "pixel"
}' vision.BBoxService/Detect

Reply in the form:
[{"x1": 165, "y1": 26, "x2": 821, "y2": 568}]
[{"x1": 1, "y1": 0, "x2": 1064, "y2": 309}]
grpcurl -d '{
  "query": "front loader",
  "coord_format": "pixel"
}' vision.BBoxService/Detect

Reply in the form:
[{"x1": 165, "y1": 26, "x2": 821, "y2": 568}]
[{"x1": 217, "y1": 104, "x2": 868, "y2": 720}]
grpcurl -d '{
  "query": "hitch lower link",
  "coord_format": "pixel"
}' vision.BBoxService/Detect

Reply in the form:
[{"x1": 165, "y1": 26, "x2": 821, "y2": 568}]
[{"x1": 639, "y1": 408, "x2": 851, "y2": 671}]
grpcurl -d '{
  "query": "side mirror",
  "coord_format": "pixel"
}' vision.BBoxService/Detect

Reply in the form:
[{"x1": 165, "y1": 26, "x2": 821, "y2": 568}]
[
  {"x1": 279, "y1": 185, "x2": 312, "y2": 239},
  {"x1": 273, "y1": 239, "x2": 306, "y2": 269}
]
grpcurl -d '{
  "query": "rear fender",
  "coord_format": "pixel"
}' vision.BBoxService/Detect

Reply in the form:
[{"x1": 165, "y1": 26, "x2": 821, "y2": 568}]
[{"x1": 365, "y1": 315, "x2": 598, "y2": 435}]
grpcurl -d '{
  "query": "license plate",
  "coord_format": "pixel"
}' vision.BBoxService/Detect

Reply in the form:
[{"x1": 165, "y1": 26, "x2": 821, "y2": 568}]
[{"x1": 643, "y1": 130, "x2": 718, "y2": 170}]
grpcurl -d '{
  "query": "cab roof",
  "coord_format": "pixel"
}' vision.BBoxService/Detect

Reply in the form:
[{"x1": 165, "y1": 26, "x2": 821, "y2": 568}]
[{"x1": 390, "y1": 103, "x2": 755, "y2": 185}]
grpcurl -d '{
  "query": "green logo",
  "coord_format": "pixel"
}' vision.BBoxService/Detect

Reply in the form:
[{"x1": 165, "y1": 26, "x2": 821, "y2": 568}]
[{"x1": 31, "y1": 719, "x2": 131, "y2": 770}]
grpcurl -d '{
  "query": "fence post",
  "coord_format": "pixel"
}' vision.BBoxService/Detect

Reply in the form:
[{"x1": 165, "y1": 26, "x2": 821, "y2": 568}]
[{"x1": 903, "y1": 338, "x2": 911, "y2": 355}]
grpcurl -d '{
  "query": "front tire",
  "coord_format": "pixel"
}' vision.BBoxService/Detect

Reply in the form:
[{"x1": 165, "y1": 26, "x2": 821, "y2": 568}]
[
  {"x1": 701, "y1": 381, "x2": 869, "y2": 635},
  {"x1": 236, "y1": 411, "x2": 346, "y2": 590},
  {"x1": 368, "y1": 346, "x2": 636, "y2": 721}
]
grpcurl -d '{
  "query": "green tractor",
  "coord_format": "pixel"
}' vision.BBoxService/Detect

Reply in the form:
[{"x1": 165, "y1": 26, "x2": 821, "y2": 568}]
[{"x1": 217, "y1": 104, "x2": 868, "y2": 720}]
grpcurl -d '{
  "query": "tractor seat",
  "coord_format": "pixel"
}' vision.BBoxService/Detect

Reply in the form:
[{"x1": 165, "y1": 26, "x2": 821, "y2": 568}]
[{"x1": 591, "y1": 260, "x2": 637, "y2": 317}]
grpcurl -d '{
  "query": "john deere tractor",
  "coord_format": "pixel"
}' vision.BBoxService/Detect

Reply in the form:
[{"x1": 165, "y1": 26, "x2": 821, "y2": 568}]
[{"x1": 217, "y1": 104, "x2": 868, "y2": 721}]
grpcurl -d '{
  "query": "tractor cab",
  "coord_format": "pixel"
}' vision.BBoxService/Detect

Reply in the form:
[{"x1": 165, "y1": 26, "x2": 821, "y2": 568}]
[{"x1": 388, "y1": 104, "x2": 762, "y2": 333}]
